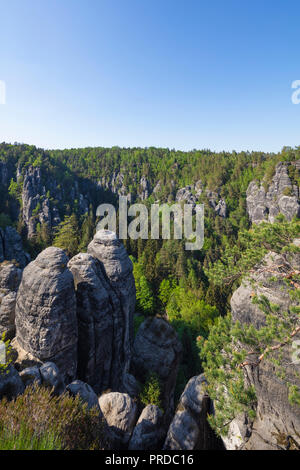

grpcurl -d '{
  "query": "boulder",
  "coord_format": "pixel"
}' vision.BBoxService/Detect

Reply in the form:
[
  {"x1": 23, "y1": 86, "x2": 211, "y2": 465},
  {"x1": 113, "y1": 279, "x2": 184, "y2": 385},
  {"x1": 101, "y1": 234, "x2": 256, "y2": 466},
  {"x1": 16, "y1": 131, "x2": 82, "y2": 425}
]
[
  {"x1": 163, "y1": 374, "x2": 222, "y2": 450},
  {"x1": 19, "y1": 366, "x2": 42, "y2": 387},
  {"x1": 66, "y1": 380, "x2": 99, "y2": 409},
  {"x1": 164, "y1": 409, "x2": 200, "y2": 450},
  {"x1": 39, "y1": 362, "x2": 65, "y2": 395},
  {"x1": 98, "y1": 392, "x2": 138, "y2": 448},
  {"x1": 0, "y1": 262, "x2": 22, "y2": 338},
  {"x1": 0, "y1": 365, "x2": 24, "y2": 400},
  {"x1": 14, "y1": 247, "x2": 77, "y2": 383},
  {"x1": 129, "y1": 404, "x2": 164, "y2": 450}
]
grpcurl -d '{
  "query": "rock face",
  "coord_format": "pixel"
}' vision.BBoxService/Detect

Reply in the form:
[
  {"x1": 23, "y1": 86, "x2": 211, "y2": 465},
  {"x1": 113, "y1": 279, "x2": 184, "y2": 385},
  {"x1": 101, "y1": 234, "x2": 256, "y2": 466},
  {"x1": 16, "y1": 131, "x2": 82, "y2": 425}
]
[
  {"x1": 175, "y1": 181, "x2": 203, "y2": 207},
  {"x1": 68, "y1": 252, "x2": 119, "y2": 393},
  {"x1": 87, "y1": 230, "x2": 135, "y2": 382},
  {"x1": 138, "y1": 176, "x2": 151, "y2": 200},
  {"x1": 0, "y1": 262, "x2": 22, "y2": 338},
  {"x1": 246, "y1": 161, "x2": 300, "y2": 224},
  {"x1": 99, "y1": 392, "x2": 138, "y2": 448},
  {"x1": 14, "y1": 247, "x2": 77, "y2": 383},
  {"x1": 214, "y1": 198, "x2": 227, "y2": 218},
  {"x1": 227, "y1": 248, "x2": 300, "y2": 450},
  {"x1": 164, "y1": 374, "x2": 222, "y2": 450},
  {"x1": 131, "y1": 317, "x2": 182, "y2": 421},
  {"x1": 129, "y1": 404, "x2": 164, "y2": 450},
  {"x1": 22, "y1": 166, "x2": 53, "y2": 239},
  {"x1": 0, "y1": 227, "x2": 30, "y2": 268}
]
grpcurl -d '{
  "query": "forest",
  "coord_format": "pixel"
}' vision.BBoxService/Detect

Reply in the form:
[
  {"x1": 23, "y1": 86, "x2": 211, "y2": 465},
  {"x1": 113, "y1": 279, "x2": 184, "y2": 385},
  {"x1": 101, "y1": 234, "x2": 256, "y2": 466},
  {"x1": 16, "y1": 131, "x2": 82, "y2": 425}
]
[{"x1": 1, "y1": 142, "x2": 300, "y2": 406}]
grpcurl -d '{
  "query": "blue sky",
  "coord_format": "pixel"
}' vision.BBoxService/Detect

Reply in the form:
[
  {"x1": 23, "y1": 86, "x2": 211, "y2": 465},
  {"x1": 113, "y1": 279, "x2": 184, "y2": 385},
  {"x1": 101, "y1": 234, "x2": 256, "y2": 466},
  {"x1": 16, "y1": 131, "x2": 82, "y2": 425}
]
[{"x1": 1, "y1": 0, "x2": 300, "y2": 152}]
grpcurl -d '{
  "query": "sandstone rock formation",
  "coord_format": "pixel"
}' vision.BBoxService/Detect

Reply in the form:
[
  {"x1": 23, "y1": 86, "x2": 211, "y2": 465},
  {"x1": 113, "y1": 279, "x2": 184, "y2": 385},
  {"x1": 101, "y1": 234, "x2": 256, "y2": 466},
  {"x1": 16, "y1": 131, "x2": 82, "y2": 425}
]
[
  {"x1": 131, "y1": 317, "x2": 182, "y2": 421},
  {"x1": 138, "y1": 176, "x2": 151, "y2": 200},
  {"x1": 99, "y1": 392, "x2": 138, "y2": 448},
  {"x1": 14, "y1": 247, "x2": 78, "y2": 383},
  {"x1": 215, "y1": 198, "x2": 227, "y2": 218},
  {"x1": 66, "y1": 380, "x2": 99, "y2": 409},
  {"x1": 226, "y1": 248, "x2": 300, "y2": 450},
  {"x1": 164, "y1": 374, "x2": 222, "y2": 450},
  {"x1": 19, "y1": 366, "x2": 42, "y2": 388},
  {"x1": 129, "y1": 404, "x2": 164, "y2": 450},
  {"x1": 68, "y1": 252, "x2": 118, "y2": 392},
  {"x1": 246, "y1": 161, "x2": 300, "y2": 224},
  {"x1": 87, "y1": 230, "x2": 135, "y2": 382},
  {"x1": 0, "y1": 227, "x2": 30, "y2": 268},
  {"x1": 0, "y1": 262, "x2": 22, "y2": 338},
  {"x1": 0, "y1": 365, "x2": 24, "y2": 401}
]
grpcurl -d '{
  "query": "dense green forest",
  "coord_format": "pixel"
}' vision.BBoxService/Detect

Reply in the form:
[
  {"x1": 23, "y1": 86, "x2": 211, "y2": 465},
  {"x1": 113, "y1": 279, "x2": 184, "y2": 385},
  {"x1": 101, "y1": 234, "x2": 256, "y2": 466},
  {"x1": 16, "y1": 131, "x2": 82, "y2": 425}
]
[{"x1": 1, "y1": 142, "x2": 300, "y2": 399}]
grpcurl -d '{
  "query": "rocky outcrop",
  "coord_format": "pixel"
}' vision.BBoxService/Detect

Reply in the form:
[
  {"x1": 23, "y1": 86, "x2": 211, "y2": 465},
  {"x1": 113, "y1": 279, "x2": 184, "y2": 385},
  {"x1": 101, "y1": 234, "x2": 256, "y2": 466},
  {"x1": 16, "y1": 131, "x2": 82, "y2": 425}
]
[
  {"x1": 98, "y1": 392, "x2": 138, "y2": 448},
  {"x1": 19, "y1": 366, "x2": 42, "y2": 388},
  {"x1": 39, "y1": 362, "x2": 65, "y2": 395},
  {"x1": 14, "y1": 247, "x2": 78, "y2": 383},
  {"x1": 97, "y1": 172, "x2": 132, "y2": 203},
  {"x1": 129, "y1": 404, "x2": 164, "y2": 450},
  {"x1": 0, "y1": 262, "x2": 22, "y2": 338},
  {"x1": 215, "y1": 198, "x2": 227, "y2": 218},
  {"x1": 164, "y1": 374, "x2": 222, "y2": 450},
  {"x1": 246, "y1": 161, "x2": 300, "y2": 224},
  {"x1": 175, "y1": 181, "x2": 203, "y2": 207},
  {"x1": 87, "y1": 230, "x2": 135, "y2": 382},
  {"x1": 0, "y1": 227, "x2": 30, "y2": 268},
  {"x1": 138, "y1": 176, "x2": 151, "y2": 200},
  {"x1": 131, "y1": 317, "x2": 182, "y2": 421},
  {"x1": 226, "y1": 248, "x2": 300, "y2": 450},
  {"x1": 68, "y1": 252, "x2": 120, "y2": 393}
]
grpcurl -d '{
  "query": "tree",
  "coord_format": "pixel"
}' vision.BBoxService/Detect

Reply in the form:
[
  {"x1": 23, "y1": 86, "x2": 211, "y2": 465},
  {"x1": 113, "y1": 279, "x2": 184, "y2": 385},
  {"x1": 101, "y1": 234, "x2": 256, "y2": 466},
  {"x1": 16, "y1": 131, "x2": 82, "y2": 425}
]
[{"x1": 53, "y1": 214, "x2": 79, "y2": 258}]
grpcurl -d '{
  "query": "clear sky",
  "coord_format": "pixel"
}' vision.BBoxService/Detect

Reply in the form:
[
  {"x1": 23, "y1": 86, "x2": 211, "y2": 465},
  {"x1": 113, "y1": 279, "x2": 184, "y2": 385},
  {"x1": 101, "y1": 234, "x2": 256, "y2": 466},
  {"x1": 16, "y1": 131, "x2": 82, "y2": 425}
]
[{"x1": 1, "y1": 0, "x2": 300, "y2": 152}]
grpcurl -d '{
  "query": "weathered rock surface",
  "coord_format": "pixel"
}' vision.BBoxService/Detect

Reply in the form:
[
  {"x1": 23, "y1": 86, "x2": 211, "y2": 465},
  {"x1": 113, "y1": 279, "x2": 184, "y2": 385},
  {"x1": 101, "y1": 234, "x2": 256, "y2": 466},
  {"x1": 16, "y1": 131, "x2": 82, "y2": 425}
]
[
  {"x1": 175, "y1": 181, "x2": 203, "y2": 207},
  {"x1": 131, "y1": 317, "x2": 182, "y2": 420},
  {"x1": 15, "y1": 247, "x2": 77, "y2": 383},
  {"x1": 0, "y1": 262, "x2": 22, "y2": 338},
  {"x1": 21, "y1": 166, "x2": 60, "y2": 239},
  {"x1": 246, "y1": 161, "x2": 300, "y2": 224},
  {"x1": 0, "y1": 227, "x2": 30, "y2": 268},
  {"x1": 19, "y1": 366, "x2": 42, "y2": 388},
  {"x1": 88, "y1": 230, "x2": 135, "y2": 382},
  {"x1": 214, "y1": 198, "x2": 227, "y2": 218},
  {"x1": 227, "y1": 248, "x2": 300, "y2": 450},
  {"x1": 39, "y1": 362, "x2": 65, "y2": 395},
  {"x1": 68, "y1": 252, "x2": 119, "y2": 392},
  {"x1": 0, "y1": 365, "x2": 24, "y2": 400},
  {"x1": 129, "y1": 404, "x2": 164, "y2": 450},
  {"x1": 99, "y1": 392, "x2": 138, "y2": 448},
  {"x1": 164, "y1": 374, "x2": 222, "y2": 450},
  {"x1": 138, "y1": 176, "x2": 151, "y2": 200},
  {"x1": 66, "y1": 380, "x2": 99, "y2": 409}
]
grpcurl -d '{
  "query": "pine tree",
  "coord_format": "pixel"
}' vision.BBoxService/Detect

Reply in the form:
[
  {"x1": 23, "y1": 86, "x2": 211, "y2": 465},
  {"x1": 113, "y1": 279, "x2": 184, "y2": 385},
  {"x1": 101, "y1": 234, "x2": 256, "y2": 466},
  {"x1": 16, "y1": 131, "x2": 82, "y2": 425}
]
[{"x1": 53, "y1": 214, "x2": 80, "y2": 257}]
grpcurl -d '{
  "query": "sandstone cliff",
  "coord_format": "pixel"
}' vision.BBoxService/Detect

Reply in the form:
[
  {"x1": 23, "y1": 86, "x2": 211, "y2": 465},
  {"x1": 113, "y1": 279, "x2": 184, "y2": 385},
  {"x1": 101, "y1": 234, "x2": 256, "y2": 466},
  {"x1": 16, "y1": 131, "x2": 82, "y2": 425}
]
[{"x1": 246, "y1": 161, "x2": 300, "y2": 224}]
